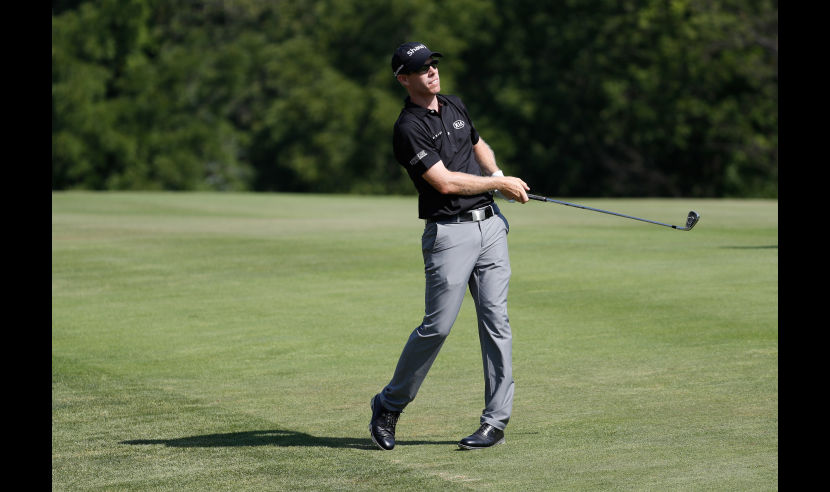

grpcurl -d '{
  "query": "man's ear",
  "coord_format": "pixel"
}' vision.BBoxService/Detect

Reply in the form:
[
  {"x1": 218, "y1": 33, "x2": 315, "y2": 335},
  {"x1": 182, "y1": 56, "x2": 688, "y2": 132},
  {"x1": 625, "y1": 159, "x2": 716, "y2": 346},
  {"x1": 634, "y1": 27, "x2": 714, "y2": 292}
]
[{"x1": 396, "y1": 74, "x2": 409, "y2": 87}]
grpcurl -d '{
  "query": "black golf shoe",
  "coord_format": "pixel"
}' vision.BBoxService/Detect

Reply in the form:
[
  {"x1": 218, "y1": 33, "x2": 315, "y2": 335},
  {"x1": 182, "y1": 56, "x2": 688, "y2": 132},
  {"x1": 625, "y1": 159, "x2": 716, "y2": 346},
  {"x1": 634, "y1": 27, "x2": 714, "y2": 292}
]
[
  {"x1": 369, "y1": 394, "x2": 401, "y2": 450},
  {"x1": 458, "y1": 423, "x2": 505, "y2": 450}
]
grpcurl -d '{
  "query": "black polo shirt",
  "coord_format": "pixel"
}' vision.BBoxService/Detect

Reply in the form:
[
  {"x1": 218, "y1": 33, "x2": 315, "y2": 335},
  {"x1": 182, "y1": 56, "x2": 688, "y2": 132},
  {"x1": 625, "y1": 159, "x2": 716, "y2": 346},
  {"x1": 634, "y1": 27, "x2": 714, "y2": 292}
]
[{"x1": 393, "y1": 94, "x2": 494, "y2": 219}]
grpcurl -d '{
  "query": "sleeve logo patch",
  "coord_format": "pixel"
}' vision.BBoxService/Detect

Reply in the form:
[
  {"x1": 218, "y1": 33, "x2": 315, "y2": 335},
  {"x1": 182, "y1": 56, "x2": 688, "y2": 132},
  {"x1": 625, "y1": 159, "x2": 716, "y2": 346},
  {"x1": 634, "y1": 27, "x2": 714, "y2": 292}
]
[{"x1": 409, "y1": 149, "x2": 428, "y2": 165}]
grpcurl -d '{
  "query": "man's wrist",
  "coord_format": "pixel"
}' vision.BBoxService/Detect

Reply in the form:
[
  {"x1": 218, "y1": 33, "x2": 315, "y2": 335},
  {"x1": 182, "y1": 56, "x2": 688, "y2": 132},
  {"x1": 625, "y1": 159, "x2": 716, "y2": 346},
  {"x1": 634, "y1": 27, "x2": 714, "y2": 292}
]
[
  {"x1": 489, "y1": 170, "x2": 513, "y2": 202},
  {"x1": 489, "y1": 170, "x2": 504, "y2": 193}
]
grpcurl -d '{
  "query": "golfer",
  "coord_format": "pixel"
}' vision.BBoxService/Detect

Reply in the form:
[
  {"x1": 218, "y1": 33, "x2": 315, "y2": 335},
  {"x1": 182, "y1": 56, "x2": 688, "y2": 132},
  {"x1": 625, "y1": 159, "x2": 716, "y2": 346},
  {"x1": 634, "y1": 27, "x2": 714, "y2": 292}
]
[{"x1": 370, "y1": 42, "x2": 530, "y2": 451}]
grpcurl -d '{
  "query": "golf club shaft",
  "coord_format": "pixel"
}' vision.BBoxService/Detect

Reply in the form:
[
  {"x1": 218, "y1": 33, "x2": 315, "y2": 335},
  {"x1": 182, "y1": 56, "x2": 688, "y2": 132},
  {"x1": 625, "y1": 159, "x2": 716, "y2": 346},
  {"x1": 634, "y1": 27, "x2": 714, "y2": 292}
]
[{"x1": 526, "y1": 194, "x2": 683, "y2": 229}]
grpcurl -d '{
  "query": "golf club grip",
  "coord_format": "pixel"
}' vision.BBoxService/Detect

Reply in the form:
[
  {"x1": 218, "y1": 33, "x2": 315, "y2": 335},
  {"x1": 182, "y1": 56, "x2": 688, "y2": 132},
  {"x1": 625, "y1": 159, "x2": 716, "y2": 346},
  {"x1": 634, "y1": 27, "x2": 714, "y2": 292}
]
[{"x1": 527, "y1": 194, "x2": 547, "y2": 202}]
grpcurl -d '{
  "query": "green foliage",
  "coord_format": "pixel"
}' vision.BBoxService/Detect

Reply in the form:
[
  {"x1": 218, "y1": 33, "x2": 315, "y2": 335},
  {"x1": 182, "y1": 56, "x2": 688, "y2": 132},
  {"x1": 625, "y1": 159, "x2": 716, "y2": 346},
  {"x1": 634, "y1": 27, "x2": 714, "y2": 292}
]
[{"x1": 52, "y1": 0, "x2": 777, "y2": 197}]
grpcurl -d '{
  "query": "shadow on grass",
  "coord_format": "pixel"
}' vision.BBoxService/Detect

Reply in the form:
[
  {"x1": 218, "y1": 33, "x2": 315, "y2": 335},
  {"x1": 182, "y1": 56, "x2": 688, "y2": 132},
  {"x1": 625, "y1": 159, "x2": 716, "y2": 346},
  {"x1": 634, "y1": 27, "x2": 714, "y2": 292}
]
[
  {"x1": 719, "y1": 245, "x2": 778, "y2": 249},
  {"x1": 121, "y1": 429, "x2": 456, "y2": 450}
]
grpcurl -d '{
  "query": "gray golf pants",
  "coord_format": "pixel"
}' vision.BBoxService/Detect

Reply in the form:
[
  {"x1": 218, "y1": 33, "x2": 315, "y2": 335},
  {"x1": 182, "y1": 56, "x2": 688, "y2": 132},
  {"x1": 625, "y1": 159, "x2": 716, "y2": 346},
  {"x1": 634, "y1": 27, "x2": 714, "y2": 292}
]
[{"x1": 378, "y1": 210, "x2": 514, "y2": 430}]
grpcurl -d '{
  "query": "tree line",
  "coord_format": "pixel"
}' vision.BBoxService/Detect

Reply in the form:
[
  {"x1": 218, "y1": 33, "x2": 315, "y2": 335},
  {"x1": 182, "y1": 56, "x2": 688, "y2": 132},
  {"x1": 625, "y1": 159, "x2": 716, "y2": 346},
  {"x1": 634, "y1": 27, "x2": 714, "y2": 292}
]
[{"x1": 52, "y1": 0, "x2": 778, "y2": 197}]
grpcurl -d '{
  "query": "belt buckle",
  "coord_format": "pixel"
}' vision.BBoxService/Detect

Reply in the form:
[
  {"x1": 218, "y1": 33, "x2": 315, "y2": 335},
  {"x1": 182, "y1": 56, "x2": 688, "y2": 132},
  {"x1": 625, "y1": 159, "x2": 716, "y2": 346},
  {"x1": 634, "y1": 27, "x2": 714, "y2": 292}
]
[{"x1": 470, "y1": 208, "x2": 486, "y2": 221}]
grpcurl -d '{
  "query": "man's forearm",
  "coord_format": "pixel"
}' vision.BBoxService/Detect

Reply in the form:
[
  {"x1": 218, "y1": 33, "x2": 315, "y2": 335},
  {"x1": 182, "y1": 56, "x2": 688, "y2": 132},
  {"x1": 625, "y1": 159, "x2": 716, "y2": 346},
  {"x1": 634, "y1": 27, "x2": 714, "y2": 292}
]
[
  {"x1": 437, "y1": 171, "x2": 530, "y2": 203},
  {"x1": 429, "y1": 169, "x2": 506, "y2": 196},
  {"x1": 473, "y1": 138, "x2": 500, "y2": 176},
  {"x1": 422, "y1": 156, "x2": 530, "y2": 202}
]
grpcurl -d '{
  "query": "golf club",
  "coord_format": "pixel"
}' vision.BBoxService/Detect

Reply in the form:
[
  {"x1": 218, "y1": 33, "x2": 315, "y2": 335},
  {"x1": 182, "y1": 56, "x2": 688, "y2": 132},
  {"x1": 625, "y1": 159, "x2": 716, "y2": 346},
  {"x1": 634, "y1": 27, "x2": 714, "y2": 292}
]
[{"x1": 526, "y1": 194, "x2": 700, "y2": 231}]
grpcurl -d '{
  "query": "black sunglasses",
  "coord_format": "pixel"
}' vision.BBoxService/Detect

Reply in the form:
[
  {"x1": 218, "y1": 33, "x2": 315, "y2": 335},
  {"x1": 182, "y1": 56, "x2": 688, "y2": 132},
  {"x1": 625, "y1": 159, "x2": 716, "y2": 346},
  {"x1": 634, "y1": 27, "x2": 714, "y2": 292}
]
[{"x1": 412, "y1": 59, "x2": 439, "y2": 75}]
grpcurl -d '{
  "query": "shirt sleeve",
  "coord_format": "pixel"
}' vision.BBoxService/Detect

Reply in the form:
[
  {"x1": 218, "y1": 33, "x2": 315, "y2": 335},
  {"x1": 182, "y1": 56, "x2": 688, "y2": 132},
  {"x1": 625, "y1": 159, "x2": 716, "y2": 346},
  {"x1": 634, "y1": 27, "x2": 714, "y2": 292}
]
[{"x1": 393, "y1": 121, "x2": 442, "y2": 178}]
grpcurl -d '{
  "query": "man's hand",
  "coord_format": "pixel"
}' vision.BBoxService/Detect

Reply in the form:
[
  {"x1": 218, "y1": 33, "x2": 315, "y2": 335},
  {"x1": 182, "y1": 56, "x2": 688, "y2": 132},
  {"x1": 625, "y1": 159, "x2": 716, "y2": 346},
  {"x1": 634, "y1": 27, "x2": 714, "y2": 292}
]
[
  {"x1": 494, "y1": 175, "x2": 530, "y2": 203},
  {"x1": 490, "y1": 170, "x2": 529, "y2": 203}
]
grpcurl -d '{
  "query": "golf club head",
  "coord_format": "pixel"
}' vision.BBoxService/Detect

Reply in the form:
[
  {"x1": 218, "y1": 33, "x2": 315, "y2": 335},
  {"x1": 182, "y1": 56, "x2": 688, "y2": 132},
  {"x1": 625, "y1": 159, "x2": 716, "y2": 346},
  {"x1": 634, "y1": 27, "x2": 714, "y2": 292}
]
[{"x1": 684, "y1": 211, "x2": 700, "y2": 231}]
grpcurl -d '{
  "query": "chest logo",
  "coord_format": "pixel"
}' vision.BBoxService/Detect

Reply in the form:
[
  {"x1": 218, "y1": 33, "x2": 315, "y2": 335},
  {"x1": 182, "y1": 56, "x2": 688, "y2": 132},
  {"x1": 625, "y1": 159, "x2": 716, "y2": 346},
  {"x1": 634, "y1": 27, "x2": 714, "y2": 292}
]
[{"x1": 453, "y1": 120, "x2": 465, "y2": 130}]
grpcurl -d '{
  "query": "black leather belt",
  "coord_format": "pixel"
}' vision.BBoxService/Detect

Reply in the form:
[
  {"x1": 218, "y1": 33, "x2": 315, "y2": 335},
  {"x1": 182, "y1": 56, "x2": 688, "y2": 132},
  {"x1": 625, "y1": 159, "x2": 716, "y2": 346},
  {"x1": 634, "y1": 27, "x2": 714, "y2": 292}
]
[{"x1": 427, "y1": 205, "x2": 496, "y2": 224}]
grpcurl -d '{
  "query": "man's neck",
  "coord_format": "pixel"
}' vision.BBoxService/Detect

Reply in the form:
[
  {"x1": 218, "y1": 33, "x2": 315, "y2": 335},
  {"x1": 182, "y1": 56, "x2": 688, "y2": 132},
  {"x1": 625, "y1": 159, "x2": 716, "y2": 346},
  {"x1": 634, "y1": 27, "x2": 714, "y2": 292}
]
[{"x1": 410, "y1": 93, "x2": 440, "y2": 112}]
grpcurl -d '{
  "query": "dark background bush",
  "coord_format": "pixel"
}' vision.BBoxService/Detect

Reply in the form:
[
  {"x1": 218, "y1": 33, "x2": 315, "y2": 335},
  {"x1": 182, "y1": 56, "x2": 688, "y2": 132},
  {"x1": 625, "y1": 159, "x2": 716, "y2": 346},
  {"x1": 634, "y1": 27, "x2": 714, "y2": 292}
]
[{"x1": 52, "y1": 0, "x2": 777, "y2": 197}]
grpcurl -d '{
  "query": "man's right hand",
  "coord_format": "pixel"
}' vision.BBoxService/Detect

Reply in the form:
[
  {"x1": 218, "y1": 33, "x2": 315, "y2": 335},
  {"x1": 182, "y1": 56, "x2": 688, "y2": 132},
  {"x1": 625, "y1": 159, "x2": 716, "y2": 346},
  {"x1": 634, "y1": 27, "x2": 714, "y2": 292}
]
[{"x1": 496, "y1": 176, "x2": 530, "y2": 203}]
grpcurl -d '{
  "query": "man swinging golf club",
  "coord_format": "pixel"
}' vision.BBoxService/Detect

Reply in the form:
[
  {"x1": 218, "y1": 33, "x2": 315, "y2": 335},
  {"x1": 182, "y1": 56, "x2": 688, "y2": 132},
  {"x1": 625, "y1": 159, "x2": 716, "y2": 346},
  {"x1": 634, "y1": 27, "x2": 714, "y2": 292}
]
[{"x1": 370, "y1": 42, "x2": 530, "y2": 451}]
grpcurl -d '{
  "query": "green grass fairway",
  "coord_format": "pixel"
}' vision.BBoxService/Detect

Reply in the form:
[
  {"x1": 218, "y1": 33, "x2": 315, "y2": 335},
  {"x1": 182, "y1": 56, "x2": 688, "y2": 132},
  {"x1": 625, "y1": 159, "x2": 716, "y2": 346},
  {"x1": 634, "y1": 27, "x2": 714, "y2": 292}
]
[{"x1": 52, "y1": 192, "x2": 778, "y2": 490}]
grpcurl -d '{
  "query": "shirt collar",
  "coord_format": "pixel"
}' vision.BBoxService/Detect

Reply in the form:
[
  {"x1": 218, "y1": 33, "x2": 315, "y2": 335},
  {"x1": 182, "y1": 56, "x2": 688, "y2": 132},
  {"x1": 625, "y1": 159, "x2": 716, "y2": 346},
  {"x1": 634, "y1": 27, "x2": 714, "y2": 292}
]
[{"x1": 403, "y1": 94, "x2": 445, "y2": 115}]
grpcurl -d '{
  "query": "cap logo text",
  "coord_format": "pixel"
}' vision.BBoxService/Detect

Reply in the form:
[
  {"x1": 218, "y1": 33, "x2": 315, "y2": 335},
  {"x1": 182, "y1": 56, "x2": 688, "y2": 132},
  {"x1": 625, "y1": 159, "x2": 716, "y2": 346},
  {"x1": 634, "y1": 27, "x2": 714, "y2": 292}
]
[{"x1": 407, "y1": 44, "x2": 426, "y2": 57}]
